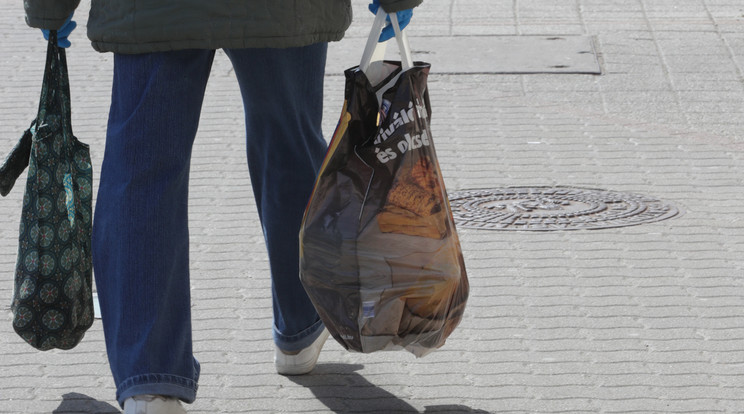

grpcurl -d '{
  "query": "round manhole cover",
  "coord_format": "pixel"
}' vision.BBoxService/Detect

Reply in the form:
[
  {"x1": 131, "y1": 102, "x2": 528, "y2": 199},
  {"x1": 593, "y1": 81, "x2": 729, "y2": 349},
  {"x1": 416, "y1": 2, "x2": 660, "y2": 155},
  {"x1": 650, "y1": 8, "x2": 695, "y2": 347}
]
[{"x1": 449, "y1": 187, "x2": 679, "y2": 231}]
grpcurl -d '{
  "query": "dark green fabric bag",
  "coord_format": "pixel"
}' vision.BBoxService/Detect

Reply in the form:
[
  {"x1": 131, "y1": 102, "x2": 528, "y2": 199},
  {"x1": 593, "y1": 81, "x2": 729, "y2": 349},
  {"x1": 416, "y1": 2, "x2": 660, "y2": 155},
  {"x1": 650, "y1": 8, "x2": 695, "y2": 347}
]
[{"x1": 0, "y1": 32, "x2": 94, "y2": 350}]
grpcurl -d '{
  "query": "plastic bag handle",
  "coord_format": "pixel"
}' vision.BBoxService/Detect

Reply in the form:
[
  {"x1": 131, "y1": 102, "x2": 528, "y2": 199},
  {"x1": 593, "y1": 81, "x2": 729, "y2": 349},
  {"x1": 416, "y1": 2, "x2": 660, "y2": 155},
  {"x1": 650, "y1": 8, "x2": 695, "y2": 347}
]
[
  {"x1": 360, "y1": 8, "x2": 414, "y2": 74},
  {"x1": 390, "y1": 11, "x2": 413, "y2": 70}
]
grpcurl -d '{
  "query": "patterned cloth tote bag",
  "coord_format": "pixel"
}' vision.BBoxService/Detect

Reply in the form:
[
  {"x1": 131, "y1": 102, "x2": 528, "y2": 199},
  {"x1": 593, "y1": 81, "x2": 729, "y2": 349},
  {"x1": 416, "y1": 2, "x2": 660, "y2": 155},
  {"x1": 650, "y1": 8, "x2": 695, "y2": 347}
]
[{"x1": 0, "y1": 32, "x2": 94, "y2": 350}]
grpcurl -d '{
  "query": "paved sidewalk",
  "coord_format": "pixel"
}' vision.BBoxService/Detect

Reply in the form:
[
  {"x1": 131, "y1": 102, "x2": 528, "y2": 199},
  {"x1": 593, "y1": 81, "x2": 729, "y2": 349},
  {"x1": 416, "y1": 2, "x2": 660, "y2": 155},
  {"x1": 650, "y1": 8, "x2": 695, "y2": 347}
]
[{"x1": 1, "y1": 0, "x2": 743, "y2": 413}]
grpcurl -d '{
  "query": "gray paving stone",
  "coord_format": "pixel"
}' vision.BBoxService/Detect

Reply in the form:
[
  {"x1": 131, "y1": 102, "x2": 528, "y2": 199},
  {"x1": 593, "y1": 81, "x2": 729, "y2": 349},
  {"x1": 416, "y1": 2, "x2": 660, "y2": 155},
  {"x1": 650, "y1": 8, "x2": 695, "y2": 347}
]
[{"x1": 1, "y1": 0, "x2": 744, "y2": 412}]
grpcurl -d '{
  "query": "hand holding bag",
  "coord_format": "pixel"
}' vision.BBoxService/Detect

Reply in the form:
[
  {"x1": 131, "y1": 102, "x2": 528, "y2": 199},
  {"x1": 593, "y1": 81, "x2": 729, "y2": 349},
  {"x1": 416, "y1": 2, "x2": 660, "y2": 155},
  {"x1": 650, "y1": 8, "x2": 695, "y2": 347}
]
[
  {"x1": 300, "y1": 10, "x2": 469, "y2": 357},
  {"x1": 0, "y1": 32, "x2": 94, "y2": 350}
]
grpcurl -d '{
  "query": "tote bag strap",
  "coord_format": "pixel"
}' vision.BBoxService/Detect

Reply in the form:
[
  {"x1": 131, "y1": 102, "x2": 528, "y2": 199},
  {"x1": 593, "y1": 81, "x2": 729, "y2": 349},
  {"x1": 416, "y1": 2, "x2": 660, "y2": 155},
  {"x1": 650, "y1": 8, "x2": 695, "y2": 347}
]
[
  {"x1": 360, "y1": 8, "x2": 414, "y2": 75},
  {"x1": 56, "y1": 38, "x2": 73, "y2": 139},
  {"x1": 36, "y1": 32, "x2": 57, "y2": 124},
  {"x1": 36, "y1": 32, "x2": 74, "y2": 137}
]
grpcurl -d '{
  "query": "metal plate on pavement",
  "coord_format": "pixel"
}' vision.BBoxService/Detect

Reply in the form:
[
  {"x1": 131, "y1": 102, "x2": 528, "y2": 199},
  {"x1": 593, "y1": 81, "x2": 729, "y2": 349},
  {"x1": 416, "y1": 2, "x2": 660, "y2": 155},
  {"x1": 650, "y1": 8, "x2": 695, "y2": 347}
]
[
  {"x1": 449, "y1": 187, "x2": 679, "y2": 231},
  {"x1": 327, "y1": 35, "x2": 601, "y2": 75}
]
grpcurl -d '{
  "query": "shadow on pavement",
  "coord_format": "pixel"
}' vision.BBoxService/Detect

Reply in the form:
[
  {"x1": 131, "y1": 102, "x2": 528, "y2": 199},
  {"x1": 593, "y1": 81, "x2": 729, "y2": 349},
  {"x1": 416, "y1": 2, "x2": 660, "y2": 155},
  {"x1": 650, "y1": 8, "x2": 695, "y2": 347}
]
[
  {"x1": 53, "y1": 392, "x2": 119, "y2": 414},
  {"x1": 288, "y1": 364, "x2": 491, "y2": 414}
]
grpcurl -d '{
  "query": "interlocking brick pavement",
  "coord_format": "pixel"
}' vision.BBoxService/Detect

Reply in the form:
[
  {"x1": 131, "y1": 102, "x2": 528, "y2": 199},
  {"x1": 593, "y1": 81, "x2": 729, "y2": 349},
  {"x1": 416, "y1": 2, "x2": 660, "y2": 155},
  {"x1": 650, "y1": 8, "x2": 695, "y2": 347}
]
[{"x1": 1, "y1": 0, "x2": 743, "y2": 413}]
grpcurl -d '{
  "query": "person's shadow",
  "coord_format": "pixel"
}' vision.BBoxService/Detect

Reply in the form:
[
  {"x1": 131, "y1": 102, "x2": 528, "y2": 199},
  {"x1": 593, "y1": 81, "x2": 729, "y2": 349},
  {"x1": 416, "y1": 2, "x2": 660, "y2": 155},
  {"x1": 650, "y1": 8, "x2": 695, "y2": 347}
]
[
  {"x1": 53, "y1": 393, "x2": 119, "y2": 414},
  {"x1": 288, "y1": 364, "x2": 491, "y2": 413},
  {"x1": 51, "y1": 367, "x2": 490, "y2": 413}
]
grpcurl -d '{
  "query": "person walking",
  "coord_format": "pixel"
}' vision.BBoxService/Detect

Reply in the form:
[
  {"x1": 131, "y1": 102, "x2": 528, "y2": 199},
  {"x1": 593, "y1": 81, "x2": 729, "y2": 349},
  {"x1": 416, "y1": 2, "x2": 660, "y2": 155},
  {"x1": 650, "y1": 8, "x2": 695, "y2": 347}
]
[{"x1": 23, "y1": 0, "x2": 420, "y2": 413}]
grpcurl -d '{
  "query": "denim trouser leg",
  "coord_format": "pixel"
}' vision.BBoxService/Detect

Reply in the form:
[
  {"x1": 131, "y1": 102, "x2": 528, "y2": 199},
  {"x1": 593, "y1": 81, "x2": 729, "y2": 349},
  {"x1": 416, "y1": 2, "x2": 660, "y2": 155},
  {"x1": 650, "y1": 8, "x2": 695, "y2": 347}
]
[
  {"x1": 93, "y1": 49, "x2": 215, "y2": 406},
  {"x1": 224, "y1": 45, "x2": 329, "y2": 352},
  {"x1": 93, "y1": 45, "x2": 329, "y2": 407}
]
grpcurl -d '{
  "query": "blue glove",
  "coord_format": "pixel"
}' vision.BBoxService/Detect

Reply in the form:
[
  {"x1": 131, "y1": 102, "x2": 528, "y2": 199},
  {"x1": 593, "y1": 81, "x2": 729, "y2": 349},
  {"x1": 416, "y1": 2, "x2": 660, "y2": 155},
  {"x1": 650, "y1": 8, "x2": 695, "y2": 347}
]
[
  {"x1": 41, "y1": 13, "x2": 76, "y2": 48},
  {"x1": 369, "y1": 1, "x2": 413, "y2": 42}
]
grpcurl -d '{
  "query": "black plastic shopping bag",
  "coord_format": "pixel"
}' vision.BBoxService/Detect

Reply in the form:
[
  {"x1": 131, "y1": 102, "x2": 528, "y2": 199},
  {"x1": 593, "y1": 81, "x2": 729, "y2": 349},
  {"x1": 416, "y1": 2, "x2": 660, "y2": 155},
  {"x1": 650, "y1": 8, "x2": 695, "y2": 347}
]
[
  {"x1": 0, "y1": 32, "x2": 94, "y2": 350},
  {"x1": 300, "y1": 11, "x2": 468, "y2": 357}
]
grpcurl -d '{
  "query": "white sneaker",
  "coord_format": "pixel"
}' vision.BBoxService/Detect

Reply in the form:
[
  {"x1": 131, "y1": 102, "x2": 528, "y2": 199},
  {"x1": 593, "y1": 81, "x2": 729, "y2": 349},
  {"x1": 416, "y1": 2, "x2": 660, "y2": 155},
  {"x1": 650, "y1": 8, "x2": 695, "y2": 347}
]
[
  {"x1": 274, "y1": 328, "x2": 330, "y2": 375},
  {"x1": 123, "y1": 395, "x2": 186, "y2": 414}
]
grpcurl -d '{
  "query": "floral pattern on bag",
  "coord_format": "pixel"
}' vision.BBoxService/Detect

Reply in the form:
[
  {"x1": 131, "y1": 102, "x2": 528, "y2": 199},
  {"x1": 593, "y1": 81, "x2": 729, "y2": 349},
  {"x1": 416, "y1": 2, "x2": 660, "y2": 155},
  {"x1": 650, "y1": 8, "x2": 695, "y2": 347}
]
[{"x1": 7, "y1": 33, "x2": 94, "y2": 351}]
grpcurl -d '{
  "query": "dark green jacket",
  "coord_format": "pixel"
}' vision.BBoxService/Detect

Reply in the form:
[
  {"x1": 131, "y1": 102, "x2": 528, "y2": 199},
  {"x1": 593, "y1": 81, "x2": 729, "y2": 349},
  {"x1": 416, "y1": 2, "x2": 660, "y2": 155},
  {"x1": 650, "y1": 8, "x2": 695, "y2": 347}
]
[{"x1": 24, "y1": 0, "x2": 422, "y2": 54}]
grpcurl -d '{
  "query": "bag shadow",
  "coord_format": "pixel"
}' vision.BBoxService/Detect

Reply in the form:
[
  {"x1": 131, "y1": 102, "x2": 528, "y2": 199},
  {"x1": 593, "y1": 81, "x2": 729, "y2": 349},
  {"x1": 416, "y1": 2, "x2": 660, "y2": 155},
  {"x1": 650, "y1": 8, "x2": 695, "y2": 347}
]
[{"x1": 287, "y1": 363, "x2": 491, "y2": 413}]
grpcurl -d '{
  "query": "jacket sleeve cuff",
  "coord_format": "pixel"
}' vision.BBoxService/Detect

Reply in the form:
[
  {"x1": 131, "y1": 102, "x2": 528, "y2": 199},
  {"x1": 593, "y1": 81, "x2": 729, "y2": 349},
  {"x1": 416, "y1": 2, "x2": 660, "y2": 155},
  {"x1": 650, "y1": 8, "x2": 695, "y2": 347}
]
[
  {"x1": 378, "y1": 0, "x2": 423, "y2": 13},
  {"x1": 24, "y1": 0, "x2": 80, "y2": 30}
]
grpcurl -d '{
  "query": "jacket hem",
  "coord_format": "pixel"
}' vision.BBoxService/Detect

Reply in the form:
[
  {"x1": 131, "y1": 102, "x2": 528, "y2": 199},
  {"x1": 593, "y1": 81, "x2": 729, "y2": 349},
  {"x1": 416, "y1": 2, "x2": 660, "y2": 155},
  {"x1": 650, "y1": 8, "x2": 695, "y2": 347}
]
[{"x1": 90, "y1": 32, "x2": 346, "y2": 54}]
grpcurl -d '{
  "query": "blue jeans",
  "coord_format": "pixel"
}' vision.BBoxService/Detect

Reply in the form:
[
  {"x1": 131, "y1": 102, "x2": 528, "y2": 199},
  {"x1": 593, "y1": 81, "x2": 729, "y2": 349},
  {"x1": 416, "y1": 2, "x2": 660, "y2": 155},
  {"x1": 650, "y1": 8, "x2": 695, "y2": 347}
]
[{"x1": 92, "y1": 45, "x2": 329, "y2": 406}]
